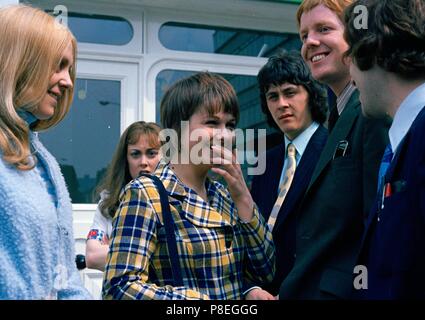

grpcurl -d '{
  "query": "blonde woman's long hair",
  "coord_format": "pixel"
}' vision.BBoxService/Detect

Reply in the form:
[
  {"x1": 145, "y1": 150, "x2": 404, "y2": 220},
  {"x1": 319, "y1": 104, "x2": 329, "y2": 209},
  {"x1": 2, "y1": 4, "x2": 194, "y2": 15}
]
[{"x1": 0, "y1": 5, "x2": 77, "y2": 170}]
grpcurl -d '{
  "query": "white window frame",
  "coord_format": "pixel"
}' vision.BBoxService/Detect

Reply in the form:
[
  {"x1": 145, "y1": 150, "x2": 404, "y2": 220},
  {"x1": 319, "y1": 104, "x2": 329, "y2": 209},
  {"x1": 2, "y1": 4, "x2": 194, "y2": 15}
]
[
  {"x1": 142, "y1": 4, "x2": 298, "y2": 121},
  {"x1": 24, "y1": 0, "x2": 143, "y2": 55},
  {"x1": 72, "y1": 58, "x2": 139, "y2": 210}
]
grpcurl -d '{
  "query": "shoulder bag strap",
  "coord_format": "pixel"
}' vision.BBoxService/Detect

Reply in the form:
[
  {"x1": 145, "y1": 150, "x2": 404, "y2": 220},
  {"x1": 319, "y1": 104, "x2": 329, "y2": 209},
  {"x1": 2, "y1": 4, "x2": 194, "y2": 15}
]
[{"x1": 138, "y1": 173, "x2": 184, "y2": 287}]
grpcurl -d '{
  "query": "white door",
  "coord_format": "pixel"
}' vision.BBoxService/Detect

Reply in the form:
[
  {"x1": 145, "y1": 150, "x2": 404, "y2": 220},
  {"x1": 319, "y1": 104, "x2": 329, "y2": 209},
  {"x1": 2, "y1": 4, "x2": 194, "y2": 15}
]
[
  {"x1": 40, "y1": 58, "x2": 139, "y2": 299},
  {"x1": 74, "y1": 59, "x2": 139, "y2": 299}
]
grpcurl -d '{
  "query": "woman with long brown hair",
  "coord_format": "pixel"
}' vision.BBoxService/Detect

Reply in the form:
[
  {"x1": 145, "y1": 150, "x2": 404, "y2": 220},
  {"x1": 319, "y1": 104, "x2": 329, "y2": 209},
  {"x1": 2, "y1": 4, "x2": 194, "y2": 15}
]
[{"x1": 85, "y1": 121, "x2": 162, "y2": 271}]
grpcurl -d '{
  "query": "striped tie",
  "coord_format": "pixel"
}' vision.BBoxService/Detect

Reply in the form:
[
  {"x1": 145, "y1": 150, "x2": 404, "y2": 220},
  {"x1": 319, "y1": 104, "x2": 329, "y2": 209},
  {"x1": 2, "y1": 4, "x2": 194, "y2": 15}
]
[
  {"x1": 267, "y1": 143, "x2": 296, "y2": 231},
  {"x1": 377, "y1": 144, "x2": 393, "y2": 193}
]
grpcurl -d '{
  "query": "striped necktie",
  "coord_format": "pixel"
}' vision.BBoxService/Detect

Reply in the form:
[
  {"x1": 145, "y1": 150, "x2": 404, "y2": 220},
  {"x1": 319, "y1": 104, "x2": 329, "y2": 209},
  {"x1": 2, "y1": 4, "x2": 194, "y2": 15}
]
[
  {"x1": 377, "y1": 144, "x2": 393, "y2": 193},
  {"x1": 267, "y1": 143, "x2": 296, "y2": 231}
]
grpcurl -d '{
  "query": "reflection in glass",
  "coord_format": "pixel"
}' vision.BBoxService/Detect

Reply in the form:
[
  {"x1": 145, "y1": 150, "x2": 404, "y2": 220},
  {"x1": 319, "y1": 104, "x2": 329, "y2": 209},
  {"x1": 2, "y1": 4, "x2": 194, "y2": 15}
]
[
  {"x1": 40, "y1": 79, "x2": 121, "y2": 203},
  {"x1": 159, "y1": 22, "x2": 301, "y2": 57},
  {"x1": 156, "y1": 70, "x2": 275, "y2": 131},
  {"x1": 44, "y1": 11, "x2": 133, "y2": 45}
]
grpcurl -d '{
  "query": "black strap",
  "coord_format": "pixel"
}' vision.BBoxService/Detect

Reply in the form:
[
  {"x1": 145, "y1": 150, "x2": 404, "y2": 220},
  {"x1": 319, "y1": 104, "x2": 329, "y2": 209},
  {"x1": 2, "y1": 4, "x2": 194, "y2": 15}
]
[{"x1": 138, "y1": 173, "x2": 184, "y2": 287}]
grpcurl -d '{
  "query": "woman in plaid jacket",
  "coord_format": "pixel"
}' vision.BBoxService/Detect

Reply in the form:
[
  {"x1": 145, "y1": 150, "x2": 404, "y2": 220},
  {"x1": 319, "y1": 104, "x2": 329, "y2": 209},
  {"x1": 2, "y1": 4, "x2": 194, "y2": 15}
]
[{"x1": 103, "y1": 72, "x2": 275, "y2": 300}]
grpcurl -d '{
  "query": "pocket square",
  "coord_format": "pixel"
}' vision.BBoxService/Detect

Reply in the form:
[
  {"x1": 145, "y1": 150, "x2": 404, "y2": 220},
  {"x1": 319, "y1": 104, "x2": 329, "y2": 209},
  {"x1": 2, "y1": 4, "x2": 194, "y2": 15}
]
[
  {"x1": 333, "y1": 140, "x2": 349, "y2": 159},
  {"x1": 384, "y1": 179, "x2": 407, "y2": 198}
]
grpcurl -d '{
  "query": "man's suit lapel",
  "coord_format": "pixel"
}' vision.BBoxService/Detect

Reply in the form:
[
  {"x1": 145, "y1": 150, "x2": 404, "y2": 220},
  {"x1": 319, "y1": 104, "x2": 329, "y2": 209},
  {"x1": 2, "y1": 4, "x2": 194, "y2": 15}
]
[
  {"x1": 271, "y1": 142, "x2": 286, "y2": 195},
  {"x1": 306, "y1": 90, "x2": 361, "y2": 193},
  {"x1": 274, "y1": 126, "x2": 328, "y2": 232}
]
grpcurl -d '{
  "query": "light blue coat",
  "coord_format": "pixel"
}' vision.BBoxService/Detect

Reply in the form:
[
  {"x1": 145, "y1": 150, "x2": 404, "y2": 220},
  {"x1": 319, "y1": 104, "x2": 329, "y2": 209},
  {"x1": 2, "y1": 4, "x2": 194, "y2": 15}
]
[{"x1": 0, "y1": 129, "x2": 91, "y2": 299}]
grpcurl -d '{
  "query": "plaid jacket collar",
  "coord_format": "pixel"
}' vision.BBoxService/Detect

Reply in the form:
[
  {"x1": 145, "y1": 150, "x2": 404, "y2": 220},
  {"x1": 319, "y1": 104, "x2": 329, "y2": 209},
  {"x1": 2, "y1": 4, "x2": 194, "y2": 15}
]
[
  {"x1": 151, "y1": 160, "x2": 236, "y2": 229},
  {"x1": 154, "y1": 160, "x2": 187, "y2": 198}
]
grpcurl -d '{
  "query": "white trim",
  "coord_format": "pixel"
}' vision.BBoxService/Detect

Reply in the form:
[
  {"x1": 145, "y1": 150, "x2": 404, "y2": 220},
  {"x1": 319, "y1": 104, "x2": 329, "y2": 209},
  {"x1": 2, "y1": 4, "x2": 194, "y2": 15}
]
[
  {"x1": 0, "y1": 0, "x2": 19, "y2": 6},
  {"x1": 27, "y1": 0, "x2": 143, "y2": 55},
  {"x1": 28, "y1": 0, "x2": 298, "y2": 56},
  {"x1": 77, "y1": 51, "x2": 142, "y2": 62},
  {"x1": 72, "y1": 203, "x2": 97, "y2": 211},
  {"x1": 76, "y1": 59, "x2": 140, "y2": 133},
  {"x1": 145, "y1": 4, "x2": 297, "y2": 53},
  {"x1": 142, "y1": 53, "x2": 267, "y2": 122},
  {"x1": 145, "y1": 6, "x2": 298, "y2": 56},
  {"x1": 29, "y1": 0, "x2": 298, "y2": 30}
]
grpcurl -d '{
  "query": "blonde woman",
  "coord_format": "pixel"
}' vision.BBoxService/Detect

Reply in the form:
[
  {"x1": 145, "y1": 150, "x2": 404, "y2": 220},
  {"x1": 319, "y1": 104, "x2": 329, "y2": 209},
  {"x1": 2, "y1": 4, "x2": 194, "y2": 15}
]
[
  {"x1": 86, "y1": 121, "x2": 162, "y2": 271},
  {"x1": 0, "y1": 5, "x2": 91, "y2": 299}
]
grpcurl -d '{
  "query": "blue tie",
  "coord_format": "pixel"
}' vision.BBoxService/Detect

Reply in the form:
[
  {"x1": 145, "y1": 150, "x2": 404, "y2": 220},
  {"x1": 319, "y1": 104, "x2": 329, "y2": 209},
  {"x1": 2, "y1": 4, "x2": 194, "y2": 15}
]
[{"x1": 377, "y1": 144, "x2": 393, "y2": 193}]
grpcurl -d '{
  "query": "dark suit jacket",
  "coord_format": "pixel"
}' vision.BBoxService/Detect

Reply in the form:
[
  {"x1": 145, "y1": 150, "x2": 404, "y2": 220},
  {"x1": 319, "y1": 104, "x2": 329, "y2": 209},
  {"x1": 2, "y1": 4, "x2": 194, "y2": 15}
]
[
  {"x1": 250, "y1": 125, "x2": 328, "y2": 295},
  {"x1": 279, "y1": 90, "x2": 390, "y2": 299},
  {"x1": 357, "y1": 107, "x2": 425, "y2": 299}
]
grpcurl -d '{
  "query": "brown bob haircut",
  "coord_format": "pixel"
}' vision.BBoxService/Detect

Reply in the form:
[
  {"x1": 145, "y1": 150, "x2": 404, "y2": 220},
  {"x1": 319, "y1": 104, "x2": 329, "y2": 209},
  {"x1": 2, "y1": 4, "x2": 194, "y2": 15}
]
[{"x1": 160, "y1": 71, "x2": 240, "y2": 139}]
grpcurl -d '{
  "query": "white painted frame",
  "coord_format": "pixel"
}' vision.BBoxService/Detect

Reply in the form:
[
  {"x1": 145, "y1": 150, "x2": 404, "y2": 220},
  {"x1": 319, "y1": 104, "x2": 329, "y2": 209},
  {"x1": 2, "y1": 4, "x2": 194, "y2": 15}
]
[{"x1": 72, "y1": 57, "x2": 139, "y2": 210}]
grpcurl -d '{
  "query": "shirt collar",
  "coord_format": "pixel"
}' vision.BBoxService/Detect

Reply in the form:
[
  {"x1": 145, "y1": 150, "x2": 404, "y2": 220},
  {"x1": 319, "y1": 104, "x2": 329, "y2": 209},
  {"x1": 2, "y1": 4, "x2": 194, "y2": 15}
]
[
  {"x1": 284, "y1": 122, "x2": 319, "y2": 158},
  {"x1": 336, "y1": 81, "x2": 356, "y2": 115},
  {"x1": 389, "y1": 81, "x2": 425, "y2": 153}
]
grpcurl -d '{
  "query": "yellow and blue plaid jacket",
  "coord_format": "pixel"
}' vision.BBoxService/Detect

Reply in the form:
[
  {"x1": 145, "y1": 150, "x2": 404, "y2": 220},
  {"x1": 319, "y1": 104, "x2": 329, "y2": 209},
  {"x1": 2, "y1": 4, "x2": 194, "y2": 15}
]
[{"x1": 103, "y1": 161, "x2": 275, "y2": 300}]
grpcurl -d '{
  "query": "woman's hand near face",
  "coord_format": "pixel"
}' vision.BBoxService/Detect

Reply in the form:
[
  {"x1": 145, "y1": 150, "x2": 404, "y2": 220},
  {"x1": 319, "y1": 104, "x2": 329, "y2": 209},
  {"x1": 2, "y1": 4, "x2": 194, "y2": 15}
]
[{"x1": 210, "y1": 145, "x2": 254, "y2": 222}]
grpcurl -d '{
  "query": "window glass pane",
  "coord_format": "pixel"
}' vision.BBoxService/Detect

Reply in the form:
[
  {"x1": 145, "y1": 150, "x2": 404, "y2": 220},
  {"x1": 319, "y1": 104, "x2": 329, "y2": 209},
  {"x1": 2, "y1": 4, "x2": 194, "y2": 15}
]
[
  {"x1": 40, "y1": 79, "x2": 121, "y2": 203},
  {"x1": 156, "y1": 70, "x2": 282, "y2": 185},
  {"x1": 156, "y1": 70, "x2": 275, "y2": 132},
  {"x1": 45, "y1": 10, "x2": 133, "y2": 45},
  {"x1": 159, "y1": 22, "x2": 301, "y2": 57}
]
